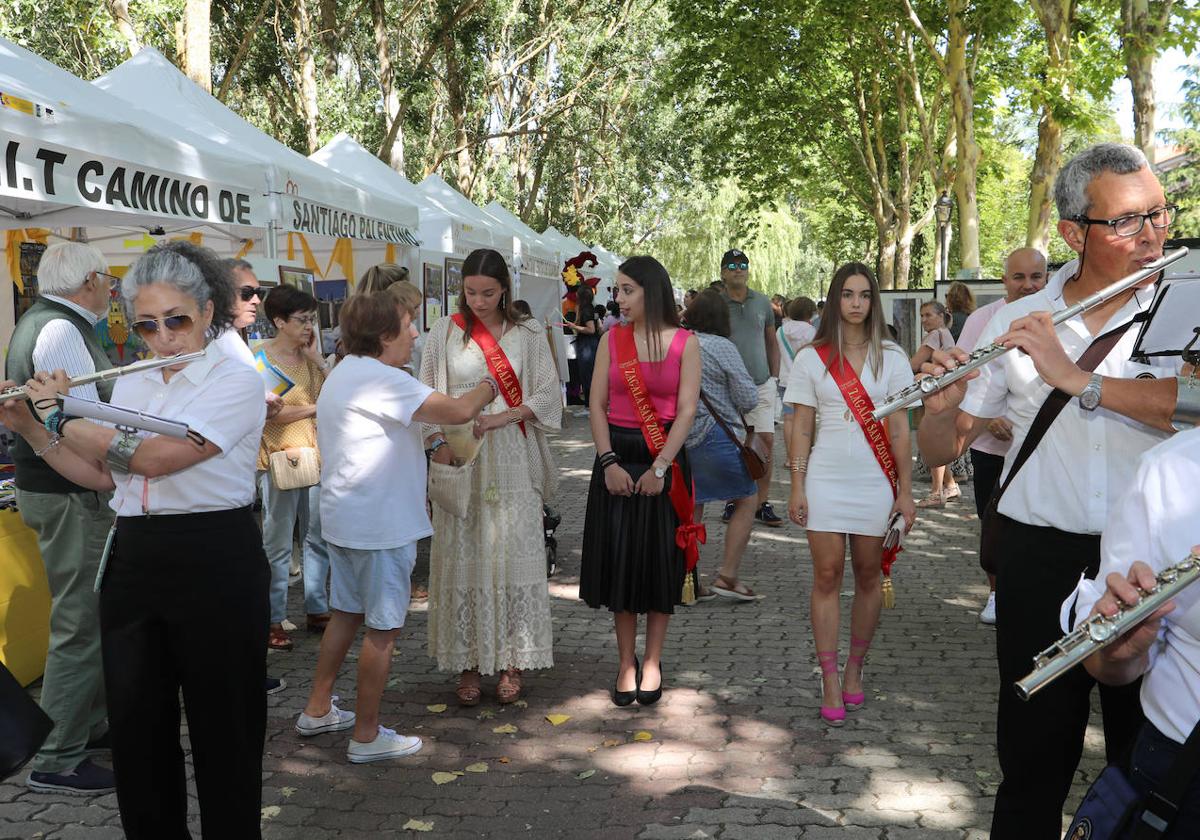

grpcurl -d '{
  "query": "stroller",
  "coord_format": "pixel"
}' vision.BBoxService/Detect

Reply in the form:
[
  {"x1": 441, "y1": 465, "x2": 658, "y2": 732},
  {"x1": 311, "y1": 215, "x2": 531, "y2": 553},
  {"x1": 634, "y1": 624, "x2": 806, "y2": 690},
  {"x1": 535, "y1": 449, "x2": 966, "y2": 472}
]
[{"x1": 543, "y1": 505, "x2": 561, "y2": 577}]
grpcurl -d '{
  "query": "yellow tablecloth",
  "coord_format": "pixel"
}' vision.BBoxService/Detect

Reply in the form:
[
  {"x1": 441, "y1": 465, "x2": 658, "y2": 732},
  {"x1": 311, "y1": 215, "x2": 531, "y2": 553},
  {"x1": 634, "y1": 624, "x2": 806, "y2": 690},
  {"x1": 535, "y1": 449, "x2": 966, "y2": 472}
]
[{"x1": 0, "y1": 507, "x2": 49, "y2": 687}]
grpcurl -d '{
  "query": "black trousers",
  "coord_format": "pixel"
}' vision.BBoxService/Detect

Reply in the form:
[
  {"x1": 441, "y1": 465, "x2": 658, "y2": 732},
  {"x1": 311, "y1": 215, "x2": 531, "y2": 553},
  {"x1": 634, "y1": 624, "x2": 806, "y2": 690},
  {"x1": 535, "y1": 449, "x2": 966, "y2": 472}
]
[
  {"x1": 990, "y1": 515, "x2": 1144, "y2": 839},
  {"x1": 100, "y1": 508, "x2": 269, "y2": 840},
  {"x1": 969, "y1": 448, "x2": 1005, "y2": 520}
]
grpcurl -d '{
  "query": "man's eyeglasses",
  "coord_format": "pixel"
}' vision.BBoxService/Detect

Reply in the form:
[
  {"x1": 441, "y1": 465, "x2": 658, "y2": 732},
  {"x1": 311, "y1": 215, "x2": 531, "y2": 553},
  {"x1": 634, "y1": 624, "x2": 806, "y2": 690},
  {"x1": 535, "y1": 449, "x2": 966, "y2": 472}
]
[
  {"x1": 130, "y1": 314, "x2": 195, "y2": 339},
  {"x1": 237, "y1": 285, "x2": 263, "y2": 302},
  {"x1": 289, "y1": 314, "x2": 318, "y2": 326},
  {"x1": 1073, "y1": 204, "x2": 1178, "y2": 238},
  {"x1": 91, "y1": 272, "x2": 121, "y2": 288},
  {"x1": 724, "y1": 262, "x2": 749, "y2": 271}
]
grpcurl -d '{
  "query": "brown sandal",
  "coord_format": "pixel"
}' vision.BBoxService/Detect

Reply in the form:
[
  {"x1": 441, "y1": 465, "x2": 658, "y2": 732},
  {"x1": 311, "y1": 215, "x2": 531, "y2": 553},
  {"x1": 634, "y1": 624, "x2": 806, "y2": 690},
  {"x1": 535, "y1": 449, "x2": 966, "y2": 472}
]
[
  {"x1": 710, "y1": 574, "x2": 760, "y2": 602},
  {"x1": 268, "y1": 624, "x2": 293, "y2": 651},
  {"x1": 496, "y1": 669, "x2": 522, "y2": 704},
  {"x1": 456, "y1": 670, "x2": 481, "y2": 706},
  {"x1": 305, "y1": 612, "x2": 332, "y2": 633}
]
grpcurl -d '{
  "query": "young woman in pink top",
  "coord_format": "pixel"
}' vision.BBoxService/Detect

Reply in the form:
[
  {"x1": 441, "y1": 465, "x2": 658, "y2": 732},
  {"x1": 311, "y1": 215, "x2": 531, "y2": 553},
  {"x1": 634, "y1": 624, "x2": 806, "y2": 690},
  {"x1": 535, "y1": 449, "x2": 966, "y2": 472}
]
[{"x1": 580, "y1": 256, "x2": 701, "y2": 708}]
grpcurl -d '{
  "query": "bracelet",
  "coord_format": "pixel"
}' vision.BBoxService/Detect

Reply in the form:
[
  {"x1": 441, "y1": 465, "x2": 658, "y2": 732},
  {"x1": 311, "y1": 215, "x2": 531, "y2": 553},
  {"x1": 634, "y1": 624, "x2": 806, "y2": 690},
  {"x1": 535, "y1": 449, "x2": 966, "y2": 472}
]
[
  {"x1": 598, "y1": 451, "x2": 620, "y2": 469},
  {"x1": 481, "y1": 376, "x2": 500, "y2": 399},
  {"x1": 425, "y1": 438, "x2": 449, "y2": 457},
  {"x1": 43, "y1": 408, "x2": 63, "y2": 434},
  {"x1": 787, "y1": 457, "x2": 808, "y2": 473},
  {"x1": 508, "y1": 407, "x2": 521, "y2": 425},
  {"x1": 34, "y1": 432, "x2": 61, "y2": 458}
]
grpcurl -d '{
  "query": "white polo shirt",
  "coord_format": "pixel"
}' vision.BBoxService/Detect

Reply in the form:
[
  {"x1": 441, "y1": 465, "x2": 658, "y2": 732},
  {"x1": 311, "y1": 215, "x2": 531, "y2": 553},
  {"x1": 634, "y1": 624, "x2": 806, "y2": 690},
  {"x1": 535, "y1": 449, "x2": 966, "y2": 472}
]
[
  {"x1": 1063, "y1": 429, "x2": 1200, "y2": 744},
  {"x1": 958, "y1": 264, "x2": 1177, "y2": 534},
  {"x1": 108, "y1": 340, "x2": 267, "y2": 516}
]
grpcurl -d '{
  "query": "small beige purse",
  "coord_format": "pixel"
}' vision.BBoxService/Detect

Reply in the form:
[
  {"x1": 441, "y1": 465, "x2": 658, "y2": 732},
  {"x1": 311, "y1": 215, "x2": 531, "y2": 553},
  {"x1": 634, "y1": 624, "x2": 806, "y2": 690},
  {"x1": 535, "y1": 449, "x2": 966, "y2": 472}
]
[
  {"x1": 427, "y1": 460, "x2": 472, "y2": 519},
  {"x1": 268, "y1": 447, "x2": 320, "y2": 490}
]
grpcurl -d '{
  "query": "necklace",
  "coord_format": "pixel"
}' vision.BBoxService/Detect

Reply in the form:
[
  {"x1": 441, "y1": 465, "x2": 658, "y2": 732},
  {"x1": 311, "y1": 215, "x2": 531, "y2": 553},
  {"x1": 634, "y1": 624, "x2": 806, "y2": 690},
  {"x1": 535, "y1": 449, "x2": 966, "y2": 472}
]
[{"x1": 843, "y1": 338, "x2": 869, "y2": 347}]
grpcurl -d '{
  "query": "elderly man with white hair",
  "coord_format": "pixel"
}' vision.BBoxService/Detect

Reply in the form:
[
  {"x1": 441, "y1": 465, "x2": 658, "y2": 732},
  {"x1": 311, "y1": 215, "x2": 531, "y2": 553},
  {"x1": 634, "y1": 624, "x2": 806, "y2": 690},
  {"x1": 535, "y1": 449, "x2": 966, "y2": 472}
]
[{"x1": 4, "y1": 241, "x2": 117, "y2": 795}]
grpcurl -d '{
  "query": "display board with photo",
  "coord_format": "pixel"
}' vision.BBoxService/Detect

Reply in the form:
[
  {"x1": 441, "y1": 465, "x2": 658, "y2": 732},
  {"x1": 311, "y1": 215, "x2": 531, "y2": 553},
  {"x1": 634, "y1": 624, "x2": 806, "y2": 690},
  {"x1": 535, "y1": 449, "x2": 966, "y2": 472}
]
[
  {"x1": 278, "y1": 265, "x2": 316, "y2": 296},
  {"x1": 423, "y1": 263, "x2": 444, "y2": 331},
  {"x1": 444, "y1": 258, "x2": 465, "y2": 311},
  {"x1": 880, "y1": 290, "x2": 932, "y2": 357}
]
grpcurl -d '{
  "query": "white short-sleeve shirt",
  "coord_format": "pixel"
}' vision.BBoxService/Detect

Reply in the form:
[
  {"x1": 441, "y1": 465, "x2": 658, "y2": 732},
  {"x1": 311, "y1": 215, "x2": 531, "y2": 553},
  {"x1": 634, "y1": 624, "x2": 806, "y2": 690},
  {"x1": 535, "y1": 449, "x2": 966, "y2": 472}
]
[
  {"x1": 109, "y1": 340, "x2": 267, "y2": 516},
  {"x1": 317, "y1": 354, "x2": 436, "y2": 550},
  {"x1": 1062, "y1": 429, "x2": 1200, "y2": 744},
  {"x1": 958, "y1": 264, "x2": 1177, "y2": 534}
]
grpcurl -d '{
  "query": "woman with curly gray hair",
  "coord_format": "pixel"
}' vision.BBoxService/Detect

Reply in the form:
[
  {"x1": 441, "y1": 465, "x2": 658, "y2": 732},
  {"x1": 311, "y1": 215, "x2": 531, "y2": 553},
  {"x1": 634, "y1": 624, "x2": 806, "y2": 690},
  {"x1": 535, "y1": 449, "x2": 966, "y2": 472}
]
[{"x1": 0, "y1": 240, "x2": 269, "y2": 838}]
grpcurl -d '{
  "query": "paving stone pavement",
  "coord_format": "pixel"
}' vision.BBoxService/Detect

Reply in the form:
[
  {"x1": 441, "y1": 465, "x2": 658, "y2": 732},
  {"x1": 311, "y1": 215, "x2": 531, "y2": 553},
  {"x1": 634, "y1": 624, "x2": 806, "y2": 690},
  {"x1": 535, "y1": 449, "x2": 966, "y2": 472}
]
[{"x1": 1, "y1": 412, "x2": 1110, "y2": 838}]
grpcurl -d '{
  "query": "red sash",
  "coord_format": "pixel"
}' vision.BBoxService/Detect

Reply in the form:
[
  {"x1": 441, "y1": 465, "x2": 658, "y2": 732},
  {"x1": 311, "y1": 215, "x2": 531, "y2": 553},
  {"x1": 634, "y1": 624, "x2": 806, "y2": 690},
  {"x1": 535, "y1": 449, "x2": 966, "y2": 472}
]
[
  {"x1": 612, "y1": 325, "x2": 705, "y2": 570},
  {"x1": 815, "y1": 344, "x2": 902, "y2": 577},
  {"x1": 452, "y1": 313, "x2": 525, "y2": 436}
]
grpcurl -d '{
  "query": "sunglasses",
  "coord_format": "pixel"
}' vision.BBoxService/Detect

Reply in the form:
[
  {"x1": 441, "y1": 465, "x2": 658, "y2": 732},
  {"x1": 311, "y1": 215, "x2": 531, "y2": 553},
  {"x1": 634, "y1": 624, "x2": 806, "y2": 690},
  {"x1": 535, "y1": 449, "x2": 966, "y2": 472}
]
[
  {"x1": 724, "y1": 262, "x2": 749, "y2": 271},
  {"x1": 130, "y1": 314, "x2": 196, "y2": 339},
  {"x1": 237, "y1": 285, "x2": 263, "y2": 302}
]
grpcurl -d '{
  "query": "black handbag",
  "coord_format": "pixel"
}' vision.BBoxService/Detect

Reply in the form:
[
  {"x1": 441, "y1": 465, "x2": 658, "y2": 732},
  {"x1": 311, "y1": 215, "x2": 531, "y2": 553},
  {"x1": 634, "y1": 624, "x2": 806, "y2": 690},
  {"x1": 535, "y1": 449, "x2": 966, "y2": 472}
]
[{"x1": 0, "y1": 659, "x2": 53, "y2": 780}]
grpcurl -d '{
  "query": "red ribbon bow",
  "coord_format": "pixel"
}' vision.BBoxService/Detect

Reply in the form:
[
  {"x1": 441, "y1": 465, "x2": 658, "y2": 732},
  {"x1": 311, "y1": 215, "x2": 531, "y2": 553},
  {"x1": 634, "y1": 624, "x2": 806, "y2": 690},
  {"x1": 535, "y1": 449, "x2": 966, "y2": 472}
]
[{"x1": 675, "y1": 522, "x2": 708, "y2": 570}]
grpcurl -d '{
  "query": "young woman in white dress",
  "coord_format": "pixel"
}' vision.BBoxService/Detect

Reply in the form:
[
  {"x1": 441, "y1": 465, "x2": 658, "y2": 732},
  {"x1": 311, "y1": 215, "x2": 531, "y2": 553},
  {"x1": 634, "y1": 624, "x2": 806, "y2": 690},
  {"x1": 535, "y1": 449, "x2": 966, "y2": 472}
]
[{"x1": 784, "y1": 263, "x2": 916, "y2": 726}]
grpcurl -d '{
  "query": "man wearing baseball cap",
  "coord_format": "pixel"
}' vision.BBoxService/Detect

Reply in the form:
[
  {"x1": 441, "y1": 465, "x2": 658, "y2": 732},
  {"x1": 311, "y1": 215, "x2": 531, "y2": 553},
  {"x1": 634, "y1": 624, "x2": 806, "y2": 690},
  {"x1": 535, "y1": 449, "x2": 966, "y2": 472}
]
[{"x1": 719, "y1": 249, "x2": 782, "y2": 536}]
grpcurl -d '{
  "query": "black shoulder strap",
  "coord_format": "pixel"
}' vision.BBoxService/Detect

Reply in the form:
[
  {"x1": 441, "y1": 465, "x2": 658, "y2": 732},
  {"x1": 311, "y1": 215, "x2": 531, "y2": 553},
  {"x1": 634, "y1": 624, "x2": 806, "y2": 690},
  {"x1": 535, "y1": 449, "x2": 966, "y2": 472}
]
[{"x1": 989, "y1": 320, "x2": 1134, "y2": 509}]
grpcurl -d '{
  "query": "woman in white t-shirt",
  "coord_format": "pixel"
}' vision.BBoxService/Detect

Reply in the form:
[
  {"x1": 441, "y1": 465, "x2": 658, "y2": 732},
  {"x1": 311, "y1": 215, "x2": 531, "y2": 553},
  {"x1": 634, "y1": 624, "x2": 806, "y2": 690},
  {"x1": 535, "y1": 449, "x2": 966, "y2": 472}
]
[
  {"x1": 910, "y1": 301, "x2": 962, "y2": 507},
  {"x1": 777, "y1": 296, "x2": 817, "y2": 465},
  {"x1": 296, "y1": 285, "x2": 497, "y2": 764},
  {"x1": 3, "y1": 242, "x2": 268, "y2": 837}
]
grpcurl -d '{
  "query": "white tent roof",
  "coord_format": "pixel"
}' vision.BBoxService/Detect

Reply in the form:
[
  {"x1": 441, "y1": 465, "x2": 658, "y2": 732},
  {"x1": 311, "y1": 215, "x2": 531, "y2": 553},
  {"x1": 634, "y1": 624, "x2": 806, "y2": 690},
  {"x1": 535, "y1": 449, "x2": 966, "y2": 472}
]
[
  {"x1": 0, "y1": 37, "x2": 270, "y2": 232},
  {"x1": 416, "y1": 174, "x2": 517, "y2": 257},
  {"x1": 310, "y1": 133, "x2": 444, "y2": 219},
  {"x1": 94, "y1": 49, "x2": 421, "y2": 246},
  {"x1": 481, "y1": 201, "x2": 558, "y2": 269}
]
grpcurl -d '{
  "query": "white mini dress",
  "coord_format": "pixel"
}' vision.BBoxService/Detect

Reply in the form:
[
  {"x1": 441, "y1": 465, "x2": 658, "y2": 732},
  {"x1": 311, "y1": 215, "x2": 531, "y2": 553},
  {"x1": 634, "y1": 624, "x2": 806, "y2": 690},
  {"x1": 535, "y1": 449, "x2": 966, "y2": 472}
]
[{"x1": 783, "y1": 343, "x2": 914, "y2": 537}]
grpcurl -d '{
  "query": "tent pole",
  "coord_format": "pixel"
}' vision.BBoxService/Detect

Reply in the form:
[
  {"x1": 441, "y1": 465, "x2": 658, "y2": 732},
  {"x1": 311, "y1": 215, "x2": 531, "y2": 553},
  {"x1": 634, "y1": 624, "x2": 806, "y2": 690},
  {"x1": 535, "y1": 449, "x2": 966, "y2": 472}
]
[{"x1": 266, "y1": 220, "x2": 279, "y2": 259}]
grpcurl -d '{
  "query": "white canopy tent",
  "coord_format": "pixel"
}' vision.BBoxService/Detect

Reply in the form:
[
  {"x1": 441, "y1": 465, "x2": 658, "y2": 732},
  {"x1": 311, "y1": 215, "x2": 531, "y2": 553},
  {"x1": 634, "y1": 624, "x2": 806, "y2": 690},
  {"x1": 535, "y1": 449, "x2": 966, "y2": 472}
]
[
  {"x1": 94, "y1": 49, "x2": 423, "y2": 282},
  {"x1": 416, "y1": 175, "x2": 514, "y2": 264},
  {"x1": 0, "y1": 36, "x2": 275, "y2": 344}
]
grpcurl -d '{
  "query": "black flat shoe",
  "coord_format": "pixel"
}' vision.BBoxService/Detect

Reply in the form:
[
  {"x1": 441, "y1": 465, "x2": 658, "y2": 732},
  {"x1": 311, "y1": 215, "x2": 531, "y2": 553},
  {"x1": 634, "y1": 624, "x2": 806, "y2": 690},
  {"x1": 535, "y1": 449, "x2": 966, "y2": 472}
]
[
  {"x1": 611, "y1": 657, "x2": 639, "y2": 707},
  {"x1": 637, "y1": 663, "x2": 663, "y2": 706}
]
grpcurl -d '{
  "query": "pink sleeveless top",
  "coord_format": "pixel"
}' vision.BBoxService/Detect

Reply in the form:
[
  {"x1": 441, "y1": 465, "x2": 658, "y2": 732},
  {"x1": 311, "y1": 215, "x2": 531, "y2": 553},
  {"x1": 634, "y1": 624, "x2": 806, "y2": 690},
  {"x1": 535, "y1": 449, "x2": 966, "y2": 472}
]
[{"x1": 607, "y1": 328, "x2": 691, "y2": 428}]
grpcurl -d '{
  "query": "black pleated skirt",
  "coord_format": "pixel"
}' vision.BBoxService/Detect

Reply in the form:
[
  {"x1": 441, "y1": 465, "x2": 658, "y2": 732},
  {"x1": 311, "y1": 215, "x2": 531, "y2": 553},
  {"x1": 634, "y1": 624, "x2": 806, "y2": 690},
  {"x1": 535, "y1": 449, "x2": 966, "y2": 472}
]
[{"x1": 580, "y1": 424, "x2": 689, "y2": 614}]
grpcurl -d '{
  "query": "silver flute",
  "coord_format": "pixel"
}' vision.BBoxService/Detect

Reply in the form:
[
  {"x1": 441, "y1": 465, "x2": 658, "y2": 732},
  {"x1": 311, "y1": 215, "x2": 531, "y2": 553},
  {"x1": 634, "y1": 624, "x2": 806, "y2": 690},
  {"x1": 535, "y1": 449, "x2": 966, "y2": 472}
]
[
  {"x1": 0, "y1": 351, "x2": 207, "y2": 404},
  {"x1": 871, "y1": 246, "x2": 1190, "y2": 422},
  {"x1": 1015, "y1": 552, "x2": 1200, "y2": 701}
]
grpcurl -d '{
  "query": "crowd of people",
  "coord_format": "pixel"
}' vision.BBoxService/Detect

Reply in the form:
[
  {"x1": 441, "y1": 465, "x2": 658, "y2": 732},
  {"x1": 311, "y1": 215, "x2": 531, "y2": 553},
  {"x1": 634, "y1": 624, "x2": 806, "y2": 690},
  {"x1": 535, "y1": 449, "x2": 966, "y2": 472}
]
[{"x1": 5, "y1": 140, "x2": 1199, "y2": 838}]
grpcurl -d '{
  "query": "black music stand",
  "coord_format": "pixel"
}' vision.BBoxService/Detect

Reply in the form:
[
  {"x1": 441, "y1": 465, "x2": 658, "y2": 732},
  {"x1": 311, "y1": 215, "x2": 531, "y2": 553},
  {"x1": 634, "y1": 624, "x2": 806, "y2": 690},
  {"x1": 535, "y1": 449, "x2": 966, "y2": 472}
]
[{"x1": 1131, "y1": 274, "x2": 1200, "y2": 429}]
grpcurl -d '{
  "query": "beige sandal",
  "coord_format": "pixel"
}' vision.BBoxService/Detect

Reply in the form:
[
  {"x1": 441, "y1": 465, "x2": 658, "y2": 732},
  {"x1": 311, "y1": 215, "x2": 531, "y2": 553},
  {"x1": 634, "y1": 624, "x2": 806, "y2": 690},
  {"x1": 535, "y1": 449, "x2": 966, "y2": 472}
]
[
  {"x1": 916, "y1": 492, "x2": 946, "y2": 508},
  {"x1": 456, "y1": 670, "x2": 481, "y2": 706},
  {"x1": 496, "y1": 669, "x2": 522, "y2": 704}
]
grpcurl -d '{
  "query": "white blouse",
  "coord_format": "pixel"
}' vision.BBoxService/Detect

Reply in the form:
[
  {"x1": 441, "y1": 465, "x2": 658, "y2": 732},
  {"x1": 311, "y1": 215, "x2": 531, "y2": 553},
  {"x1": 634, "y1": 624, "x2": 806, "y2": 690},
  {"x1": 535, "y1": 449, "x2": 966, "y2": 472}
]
[
  {"x1": 1063, "y1": 429, "x2": 1200, "y2": 744},
  {"x1": 108, "y1": 340, "x2": 267, "y2": 516}
]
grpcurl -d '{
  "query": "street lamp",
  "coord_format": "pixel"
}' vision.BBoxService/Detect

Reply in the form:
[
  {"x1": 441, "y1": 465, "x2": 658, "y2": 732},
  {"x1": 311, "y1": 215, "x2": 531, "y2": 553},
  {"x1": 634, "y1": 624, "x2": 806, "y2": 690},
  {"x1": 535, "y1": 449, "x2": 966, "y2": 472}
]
[{"x1": 935, "y1": 192, "x2": 953, "y2": 285}]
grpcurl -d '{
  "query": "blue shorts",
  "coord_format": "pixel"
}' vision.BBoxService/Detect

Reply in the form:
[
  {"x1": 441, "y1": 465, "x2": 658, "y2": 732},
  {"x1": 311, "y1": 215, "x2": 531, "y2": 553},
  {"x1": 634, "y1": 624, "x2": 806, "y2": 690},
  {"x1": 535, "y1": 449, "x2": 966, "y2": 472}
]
[
  {"x1": 687, "y1": 424, "x2": 757, "y2": 505},
  {"x1": 329, "y1": 541, "x2": 417, "y2": 631}
]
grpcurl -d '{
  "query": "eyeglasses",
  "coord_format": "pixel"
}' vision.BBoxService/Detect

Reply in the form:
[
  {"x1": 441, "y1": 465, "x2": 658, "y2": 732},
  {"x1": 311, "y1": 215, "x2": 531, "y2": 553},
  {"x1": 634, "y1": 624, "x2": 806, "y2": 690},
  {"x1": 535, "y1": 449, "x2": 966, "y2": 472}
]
[
  {"x1": 130, "y1": 314, "x2": 196, "y2": 339},
  {"x1": 288, "y1": 314, "x2": 318, "y2": 326},
  {"x1": 1073, "y1": 204, "x2": 1178, "y2": 238},
  {"x1": 90, "y1": 271, "x2": 121, "y2": 288},
  {"x1": 237, "y1": 285, "x2": 263, "y2": 302},
  {"x1": 724, "y1": 262, "x2": 749, "y2": 271}
]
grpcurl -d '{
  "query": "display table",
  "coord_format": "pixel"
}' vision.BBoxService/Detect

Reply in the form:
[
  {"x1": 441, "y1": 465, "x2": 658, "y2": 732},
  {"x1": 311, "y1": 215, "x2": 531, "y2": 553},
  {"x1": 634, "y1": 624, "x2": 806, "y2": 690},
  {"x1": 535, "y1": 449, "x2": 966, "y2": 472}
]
[{"x1": 0, "y1": 508, "x2": 49, "y2": 687}]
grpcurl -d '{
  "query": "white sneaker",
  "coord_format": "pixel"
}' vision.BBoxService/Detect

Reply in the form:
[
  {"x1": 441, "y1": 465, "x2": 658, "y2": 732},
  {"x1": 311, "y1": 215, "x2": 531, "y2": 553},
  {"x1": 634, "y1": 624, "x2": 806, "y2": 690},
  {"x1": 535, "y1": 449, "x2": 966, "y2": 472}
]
[
  {"x1": 295, "y1": 697, "x2": 356, "y2": 736},
  {"x1": 347, "y1": 726, "x2": 423, "y2": 764},
  {"x1": 979, "y1": 592, "x2": 997, "y2": 625}
]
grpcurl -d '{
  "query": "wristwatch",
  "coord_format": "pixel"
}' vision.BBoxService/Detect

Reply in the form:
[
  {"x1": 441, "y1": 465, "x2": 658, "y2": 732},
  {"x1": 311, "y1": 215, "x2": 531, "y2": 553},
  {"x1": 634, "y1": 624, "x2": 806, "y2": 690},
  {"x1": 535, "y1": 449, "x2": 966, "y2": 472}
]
[
  {"x1": 1078, "y1": 373, "x2": 1103, "y2": 411},
  {"x1": 652, "y1": 461, "x2": 668, "y2": 480},
  {"x1": 425, "y1": 438, "x2": 449, "y2": 458}
]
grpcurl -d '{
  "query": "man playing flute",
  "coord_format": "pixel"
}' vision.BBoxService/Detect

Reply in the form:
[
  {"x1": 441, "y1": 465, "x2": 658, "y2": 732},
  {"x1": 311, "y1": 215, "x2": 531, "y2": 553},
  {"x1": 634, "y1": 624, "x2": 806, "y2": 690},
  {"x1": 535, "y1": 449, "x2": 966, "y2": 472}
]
[{"x1": 918, "y1": 143, "x2": 1185, "y2": 838}]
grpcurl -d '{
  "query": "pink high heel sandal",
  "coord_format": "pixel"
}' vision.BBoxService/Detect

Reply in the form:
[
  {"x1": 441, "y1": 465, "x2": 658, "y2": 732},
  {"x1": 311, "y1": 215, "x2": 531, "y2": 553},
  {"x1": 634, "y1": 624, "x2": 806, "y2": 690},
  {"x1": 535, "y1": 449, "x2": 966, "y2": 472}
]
[
  {"x1": 817, "y1": 651, "x2": 845, "y2": 726},
  {"x1": 843, "y1": 636, "x2": 870, "y2": 710}
]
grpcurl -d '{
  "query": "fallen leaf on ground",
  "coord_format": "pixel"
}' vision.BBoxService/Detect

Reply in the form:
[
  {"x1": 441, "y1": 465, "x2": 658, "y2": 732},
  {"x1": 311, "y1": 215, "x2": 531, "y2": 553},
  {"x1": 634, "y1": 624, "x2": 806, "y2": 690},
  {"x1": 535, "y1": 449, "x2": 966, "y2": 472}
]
[
  {"x1": 545, "y1": 714, "x2": 571, "y2": 726},
  {"x1": 498, "y1": 756, "x2": 510, "y2": 763},
  {"x1": 426, "y1": 704, "x2": 448, "y2": 713},
  {"x1": 403, "y1": 819, "x2": 435, "y2": 832},
  {"x1": 514, "y1": 700, "x2": 528, "y2": 708},
  {"x1": 632, "y1": 731, "x2": 653, "y2": 742},
  {"x1": 261, "y1": 806, "x2": 281, "y2": 820},
  {"x1": 601, "y1": 739, "x2": 622, "y2": 748},
  {"x1": 577, "y1": 769, "x2": 596, "y2": 780},
  {"x1": 431, "y1": 771, "x2": 464, "y2": 785},
  {"x1": 280, "y1": 786, "x2": 296, "y2": 798},
  {"x1": 493, "y1": 723, "x2": 518, "y2": 734},
  {"x1": 477, "y1": 709, "x2": 495, "y2": 720},
  {"x1": 465, "y1": 762, "x2": 488, "y2": 773}
]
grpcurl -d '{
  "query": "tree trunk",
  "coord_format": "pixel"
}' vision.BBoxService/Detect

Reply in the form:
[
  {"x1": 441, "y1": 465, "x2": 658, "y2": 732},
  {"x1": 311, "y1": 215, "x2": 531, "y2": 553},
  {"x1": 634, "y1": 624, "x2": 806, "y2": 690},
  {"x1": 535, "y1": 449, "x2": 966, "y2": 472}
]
[
  {"x1": 946, "y1": 0, "x2": 980, "y2": 273},
  {"x1": 180, "y1": 0, "x2": 211, "y2": 92},
  {"x1": 1027, "y1": 0, "x2": 1074, "y2": 250},
  {"x1": 319, "y1": 0, "x2": 338, "y2": 78},
  {"x1": 372, "y1": 0, "x2": 404, "y2": 172},
  {"x1": 106, "y1": 0, "x2": 140, "y2": 56},
  {"x1": 292, "y1": 0, "x2": 320, "y2": 153},
  {"x1": 1027, "y1": 111, "x2": 1062, "y2": 252},
  {"x1": 876, "y1": 221, "x2": 897, "y2": 289},
  {"x1": 1121, "y1": 0, "x2": 1173, "y2": 162},
  {"x1": 444, "y1": 38, "x2": 474, "y2": 196}
]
